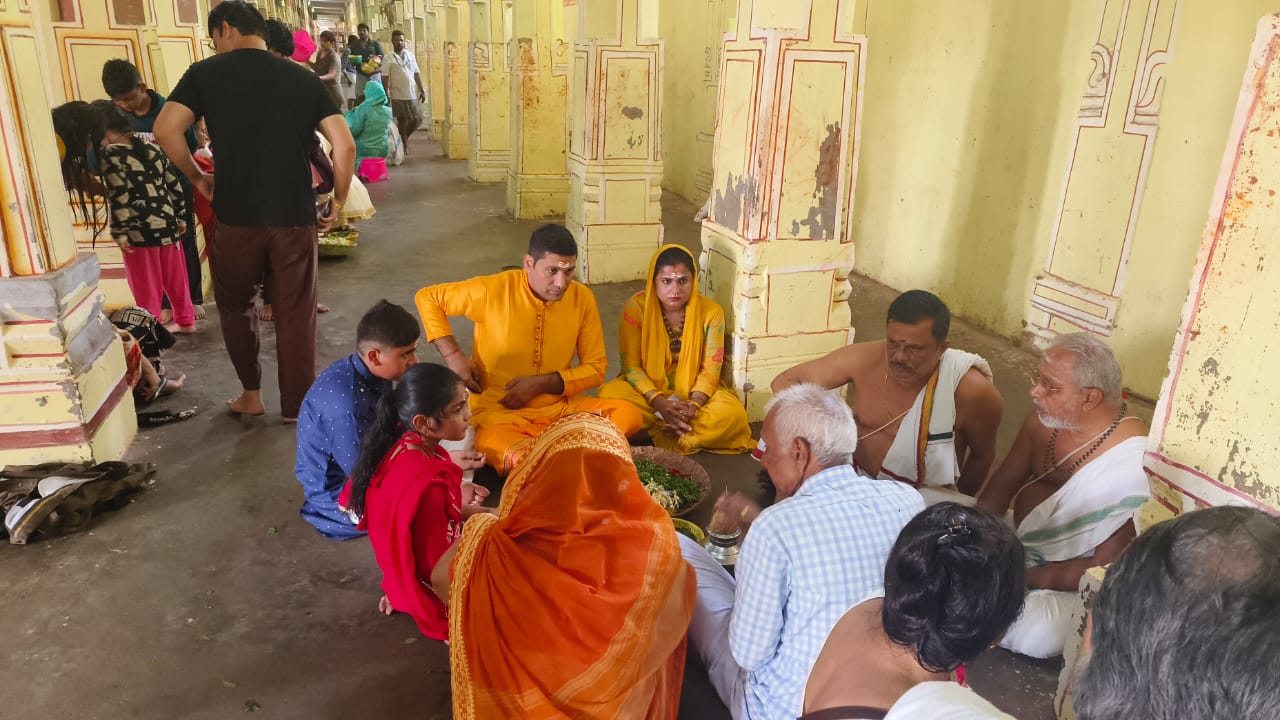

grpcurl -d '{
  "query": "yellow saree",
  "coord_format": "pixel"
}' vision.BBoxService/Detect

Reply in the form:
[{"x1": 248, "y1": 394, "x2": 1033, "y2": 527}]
[
  {"x1": 599, "y1": 244, "x2": 754, "y2": 454},
  {"x1": 449, "y1": 413, "x2": 695, "y2": 719}
]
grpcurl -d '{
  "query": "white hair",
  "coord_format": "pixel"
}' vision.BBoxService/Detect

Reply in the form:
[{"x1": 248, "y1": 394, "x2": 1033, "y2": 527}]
[
  {"x1": 1048, "y1": 332, "x2": 1123, "y2": 403},
  {"x1": 765, "y1": 383, "x2": 859, "y2": 468}
]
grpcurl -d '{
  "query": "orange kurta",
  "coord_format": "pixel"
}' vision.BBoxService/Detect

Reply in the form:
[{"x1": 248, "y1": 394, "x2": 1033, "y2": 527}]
[
  {"x1": 449, "y1": 413, "x2": 695, "y2": 720},
  {"x1": 415, "y1": 270, "x2": 642, "y2": 474}
]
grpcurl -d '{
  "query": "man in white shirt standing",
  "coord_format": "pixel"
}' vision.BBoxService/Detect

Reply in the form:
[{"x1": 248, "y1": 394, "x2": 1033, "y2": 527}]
[{"x1": 384, "y1": 30, "x2": 425, "y2": 153}]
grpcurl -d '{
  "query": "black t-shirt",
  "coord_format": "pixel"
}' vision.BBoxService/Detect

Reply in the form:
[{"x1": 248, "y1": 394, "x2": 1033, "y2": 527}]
[{"x1": 168, "y1": 49, "x2": 340, "y2": 227}]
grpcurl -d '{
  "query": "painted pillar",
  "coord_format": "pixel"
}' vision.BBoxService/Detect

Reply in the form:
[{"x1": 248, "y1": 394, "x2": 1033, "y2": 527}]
[
  {"x1": 1024, "y1": 0, "x2": 1180, "y2": 342},
  {"x1": 442, "y1": 0, "x2": 471, "y2": 159},
  {"x1": 1143, "y1": 14, "x2": 1280, "y2": 519},
  {"x1": 44, "y1": 0, "x2": 211, "y2": 311},
  {"x1": 0, "y1": 0, "x2": 136, "y2": 464},
  {"x1": 565, "y1": 0, "x2": 663, "y2": 283},
  {"x1": 700, "y1": 0, "x2": 868, "y2": 420},
  {"x1": 467, "y1": 0, "x2": 511, "y2": 181},
  {"x1": 506, "y1": 0, "x2": 572, "y2": 218},
  {"x1": 425, "y1": 0, "x2": 449, "y2": 141}
]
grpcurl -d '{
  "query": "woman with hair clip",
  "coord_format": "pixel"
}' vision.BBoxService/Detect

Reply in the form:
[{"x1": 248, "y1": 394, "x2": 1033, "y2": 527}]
[
  {"x1": 342, "y1": 363, "x2": 488, "y2": 640},
  {"x1": 802, "y1": 503, "x2": 1025, "y2": 719}
]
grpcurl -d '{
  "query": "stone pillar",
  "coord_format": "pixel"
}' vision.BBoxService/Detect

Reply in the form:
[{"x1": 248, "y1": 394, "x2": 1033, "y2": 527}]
[
  {"x1": 565, "y1": 0, "x2": 663, "y2": 283},
  {"x1": 0, "y1": 0, "x2": 136, "y2": 464},
  {"x1": 506, "y1": 0, "x2": 572, "y2": 218},
  {"x1": 442, "y1": 0, "x2": 471, "y2": 159},
  {"x1": 467, "y1": 0, "x2": 511, "y2": 181},
  {"x1": 1143, "y1": 14, "x2": 1280, "y2": 518},
  {"x1": 699, "y1": 0, "x2": 868, "y2": 420},
  {"x1": 425, "y1": 0, "x2": 449, "y2": 140}
]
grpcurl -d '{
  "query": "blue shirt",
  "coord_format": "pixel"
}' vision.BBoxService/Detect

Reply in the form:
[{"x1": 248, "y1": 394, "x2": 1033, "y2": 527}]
[
  {"x1": 294, "y1": 353, "x2": 391, "y2": 539},
  {"x1": 729, "y1": 465, "x2": 925, "y2": 720}
]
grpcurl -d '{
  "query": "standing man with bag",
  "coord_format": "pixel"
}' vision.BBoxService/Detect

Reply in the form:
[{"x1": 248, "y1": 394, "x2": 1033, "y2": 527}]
[
  {"x1": 153, "y1": 0, "x2": 356, "y2": 422},
  {"x1": 384, "y1": 30, "x2": 425, "y2": 153}
]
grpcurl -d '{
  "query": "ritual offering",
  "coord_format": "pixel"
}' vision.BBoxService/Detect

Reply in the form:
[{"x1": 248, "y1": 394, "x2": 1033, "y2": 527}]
[
  {"x1": 704, "y1": 491, "x2": 742, "y2": 565},
  {"x1": 318, "y1": 228, "x2": 359, "y2": 257},
  {"x1": 671, "y1": 518, "x2": 705, "y2": 544},
  {"x1": 631, "y1": 446, "x2": 710, "y2": 517}
]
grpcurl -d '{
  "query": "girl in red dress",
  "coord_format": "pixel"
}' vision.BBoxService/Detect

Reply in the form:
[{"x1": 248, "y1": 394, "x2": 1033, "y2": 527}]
[{"x1": 345, "y1": 363, "x2": 488, "y2": 640}]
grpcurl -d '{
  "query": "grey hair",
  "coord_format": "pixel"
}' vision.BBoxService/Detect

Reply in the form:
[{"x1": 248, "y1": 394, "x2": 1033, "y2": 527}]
[
  {"x1": 1047, "y1": 333, "x2": 1123, "y2": 403},
  {"x1": 764, "y1": 383, "x2": 858, "y2": 468},
  {"x1": 1074, "y1": 506, "x2": 1280, "y2": 720}
]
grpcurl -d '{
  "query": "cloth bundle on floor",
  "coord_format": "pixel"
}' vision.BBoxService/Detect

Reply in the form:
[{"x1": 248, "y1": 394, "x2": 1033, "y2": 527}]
[{"x1": 0, "y1": 462, "x2": 155, "y2": 544}]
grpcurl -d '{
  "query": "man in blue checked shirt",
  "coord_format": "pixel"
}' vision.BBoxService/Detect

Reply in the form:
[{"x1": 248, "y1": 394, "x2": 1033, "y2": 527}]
[
  {"x1": 679, "y1": 383, "x2": 926, "y2": 719},
  {"x1": 294, "y1": 300, "x2": 419, "y2": 539}
]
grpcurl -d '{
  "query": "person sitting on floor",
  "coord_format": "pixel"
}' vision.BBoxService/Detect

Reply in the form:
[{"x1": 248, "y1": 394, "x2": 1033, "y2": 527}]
[
  {"x1": 598, "y1": 244, "x2": 753, "y2": 455},
  {"x1": 1073, "y1": 506, "x2": 1280, "y2": 720},
  {"x1": 341, "y1": 363, "x2": 488, "y2": 640},
  {"x1": 294, "y1": 300, "x2": 432, "y2": 539},
  {"x1": 414, "y1": 223, "x2": 643, "y2": 479},
  {"x1": 678, "y1": 383, "x2": 925, "y2": 720},
  {"x1": 436, "y1": 412, "x2": 695, "y2": 719},
  {"x1": 345, "y1": 79, "x2": 391, "y2": 171},
  {"x1": 977, "y1": 332, "x2": 1148, "y2": 659},
  {"x1": 772, "y1": 290, "x2": 1003, "y2": 504},
  {"x1": 802, "y1": 503, "x2": 1024, "y2": 720}
]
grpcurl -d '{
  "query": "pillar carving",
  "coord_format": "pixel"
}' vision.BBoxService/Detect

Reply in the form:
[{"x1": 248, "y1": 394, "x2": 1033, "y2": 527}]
[
  {"x1": 506, "y1": 0, "x2": 572, "y2": 218},
  {"x1": 426, "y1": 0, "x2": 449, "y2": 140},
  {"x1": 442, "y1": 0, "x2": 471, "y2": 159},
  {"x1": 700, "y1": 0, "x2": 868, "y2": 420},
  {"x1": 0, "y1": 0, "x2": 135, "y2": 464},
  {"x1": 467, "y1": 0, "x2": 511, "y2": 181},
  {"x1": 1026, "y1": 0, "x2": 1180, "y2": 340},
  {"x1": 565, "y1": 0, "x2": 663, "y2": 283}
]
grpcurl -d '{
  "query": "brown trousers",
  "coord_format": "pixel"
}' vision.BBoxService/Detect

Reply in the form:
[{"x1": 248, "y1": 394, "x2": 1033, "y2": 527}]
[{"x1": 210, "y1": 224, "x2": 317, "y2": 418}]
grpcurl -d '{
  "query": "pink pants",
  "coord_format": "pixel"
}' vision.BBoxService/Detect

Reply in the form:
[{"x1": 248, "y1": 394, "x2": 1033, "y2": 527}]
[{"x1": 122, "y1": 243, "x2": 195, "y2": 328}]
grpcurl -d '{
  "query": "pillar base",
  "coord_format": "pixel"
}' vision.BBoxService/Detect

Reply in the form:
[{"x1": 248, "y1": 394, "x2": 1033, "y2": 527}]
[
  {"x1": 468, "y1": 148, "x2": 510, "y2": 183},
  {"x1": 0, "y1": 254, "x2": 136, "y2": 464},
  {"x1": 507, "y1": 171, "x2": 570, "y2": 218},
  {"x1": 566, "y1": 162, "x2": 664, "y2": 284},
  {"x1": 701, "y1": 223, "x2": 854, "y2": 421}
]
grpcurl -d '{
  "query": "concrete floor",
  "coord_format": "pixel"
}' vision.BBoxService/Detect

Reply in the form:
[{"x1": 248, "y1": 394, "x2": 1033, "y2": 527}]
[{"x1": 0, "y1": 138, "x2": 1150, "y2": 718}]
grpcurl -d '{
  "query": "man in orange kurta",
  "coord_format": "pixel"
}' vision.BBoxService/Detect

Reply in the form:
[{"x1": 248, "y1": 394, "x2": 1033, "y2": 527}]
[{"x1": 414, "y1": 224, "x2": 643, "y2": 476}]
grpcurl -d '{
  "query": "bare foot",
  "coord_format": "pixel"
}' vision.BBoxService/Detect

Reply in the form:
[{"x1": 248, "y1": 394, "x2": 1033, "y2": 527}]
[
  {"x1": 378, "y1": 595, "x2": 394, "y2": 615},
  {"x1": 164, "y1": 323, "x2": 197, "y2": 335},
  {"x1": 317, "y1": 303, "x2": 330, "y2": 314},
  {"x1": 257, "y1": 304, "x2": 274, "y2": 322},
  {"x1": 160, "y1": 309, "x2": 173, "y2": 324},
  {"x1": 194, "y1": 305, "x2": 207, "y2": 321},
  {"x1": 226, "y1": 392, "x2": 266, "y2": 417},
  {"x1": 159, "y1": 373, "x2": 185, "y2": 396}
]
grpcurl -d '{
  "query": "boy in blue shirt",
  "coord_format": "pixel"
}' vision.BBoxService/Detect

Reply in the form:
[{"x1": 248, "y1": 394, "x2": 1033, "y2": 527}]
[{"x1": 294, "y1": 300, "x2": 418, "y2": 538}]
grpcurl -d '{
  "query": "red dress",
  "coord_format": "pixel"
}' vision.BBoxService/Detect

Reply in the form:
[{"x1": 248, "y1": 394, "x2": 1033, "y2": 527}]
[{"x1": 357, "y1": 431, "x2": 463, "y2": 640}]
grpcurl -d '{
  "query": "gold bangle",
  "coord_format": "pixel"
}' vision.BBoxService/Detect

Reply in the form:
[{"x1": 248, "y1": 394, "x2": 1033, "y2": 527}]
[{"x1": 331, "y1": 198, "x2": 345, "y2": 210}]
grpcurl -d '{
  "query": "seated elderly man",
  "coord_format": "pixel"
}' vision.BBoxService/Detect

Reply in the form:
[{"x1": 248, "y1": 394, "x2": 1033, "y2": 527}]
[
  {"x1": 679, "y1": 383, "x2": 925, "y2": 719},
  {"x1": 772, "y1": 290, "x2": 1003, "y2": 503},
  {"x1": 977, "y1": 333, "x2": 1148, "y2": 658},
  {"x1": 1072, "y1": 506, "x2": 1280, "y2": 720}
]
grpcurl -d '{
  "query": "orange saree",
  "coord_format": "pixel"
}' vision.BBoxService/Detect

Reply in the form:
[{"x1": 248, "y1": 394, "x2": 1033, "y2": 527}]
[{"x1": 449, "y1": 413, "x2": 696, "y2": 719}]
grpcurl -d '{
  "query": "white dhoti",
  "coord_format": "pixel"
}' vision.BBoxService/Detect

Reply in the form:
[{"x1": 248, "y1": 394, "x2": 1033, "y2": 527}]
[
  {"x1": 678, "y1": 533, "x2": 749, "y2": 719},
  {"x1": 1000, "y1": 436, "x2": 1150, "y2": 658},
  {"x1": 875, "y1": 348, "x2": 993, "y2": 502}
]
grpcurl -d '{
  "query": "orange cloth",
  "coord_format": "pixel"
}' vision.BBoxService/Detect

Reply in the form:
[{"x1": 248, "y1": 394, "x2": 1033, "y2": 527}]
[
  {"x1": 415, "y1": 270, "x2": 643, "y2": 474},
  {"x1": 449, "y1": 413, "x2": 695, "y2": 720}
]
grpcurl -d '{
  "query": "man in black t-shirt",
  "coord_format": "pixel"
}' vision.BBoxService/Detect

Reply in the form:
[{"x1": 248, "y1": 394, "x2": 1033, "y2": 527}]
[
  {"x1": 347, "y1": 24, "x2": 383, "y2": 100},
  {"x1": 154, "y1": 0, "x2": 356, "y2": 422}
]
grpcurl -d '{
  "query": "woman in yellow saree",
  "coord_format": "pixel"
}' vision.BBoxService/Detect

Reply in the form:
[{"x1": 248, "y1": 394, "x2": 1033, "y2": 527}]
[
  {"x1": 599, "y1": 244, "x2": 754, "y2": 455},
  {"x1": 446, "y1": 413, "x2": 696, "y2": 719}
]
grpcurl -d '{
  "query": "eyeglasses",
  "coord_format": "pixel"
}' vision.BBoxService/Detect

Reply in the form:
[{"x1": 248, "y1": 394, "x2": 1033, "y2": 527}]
[{"x1": 203, "y1": 38, "x2": 217, "y2": 54}]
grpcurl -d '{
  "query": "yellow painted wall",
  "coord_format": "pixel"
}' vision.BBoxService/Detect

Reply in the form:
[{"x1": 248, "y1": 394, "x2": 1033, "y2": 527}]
[
  {"x1": 657, "y1": 0, "x2": 731, "y2": 206},
  {"x1": 848, "y1": 0, "x2": 1278, "y2": 400}
]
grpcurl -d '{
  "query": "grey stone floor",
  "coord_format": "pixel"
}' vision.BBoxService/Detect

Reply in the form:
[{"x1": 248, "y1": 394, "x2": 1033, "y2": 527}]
[{"x1": 0, "y1": 136, "x2": 1145, "y2": 718}]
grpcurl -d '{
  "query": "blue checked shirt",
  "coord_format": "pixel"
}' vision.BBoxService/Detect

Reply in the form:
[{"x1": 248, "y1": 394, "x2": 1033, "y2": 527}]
[{"x1": 729, "y1": 465, "x2": 925, "y2": 719}]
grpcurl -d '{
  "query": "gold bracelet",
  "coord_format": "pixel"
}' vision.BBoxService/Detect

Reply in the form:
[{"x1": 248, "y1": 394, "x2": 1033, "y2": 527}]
[{"x1": 331, "y1": 198, "x2": 346, "y2": 210}]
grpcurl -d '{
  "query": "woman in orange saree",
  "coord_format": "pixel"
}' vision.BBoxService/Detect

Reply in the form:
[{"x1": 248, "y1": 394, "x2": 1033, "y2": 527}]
[{"x1": 445, "y1": 412, "x2": 695, "y2": 719}]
